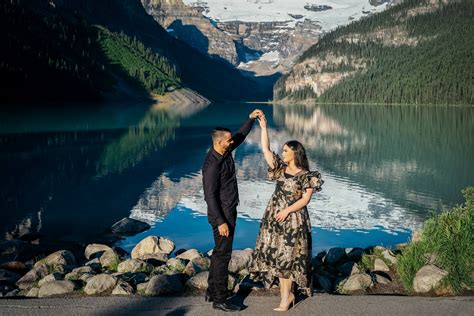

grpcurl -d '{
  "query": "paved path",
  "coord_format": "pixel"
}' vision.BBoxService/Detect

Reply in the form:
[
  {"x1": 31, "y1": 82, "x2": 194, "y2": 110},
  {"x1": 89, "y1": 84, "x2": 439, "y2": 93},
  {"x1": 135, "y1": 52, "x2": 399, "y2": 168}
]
[{"x1": 0, "y1": 295, "x2": 472, "y2": 316}]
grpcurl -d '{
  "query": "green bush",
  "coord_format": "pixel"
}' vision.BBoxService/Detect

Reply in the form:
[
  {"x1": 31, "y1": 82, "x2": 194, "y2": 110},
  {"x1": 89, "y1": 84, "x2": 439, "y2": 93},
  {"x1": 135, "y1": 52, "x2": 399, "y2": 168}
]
[{"x1": 397, "y1": 187, "x2": 474, "y2": 293}]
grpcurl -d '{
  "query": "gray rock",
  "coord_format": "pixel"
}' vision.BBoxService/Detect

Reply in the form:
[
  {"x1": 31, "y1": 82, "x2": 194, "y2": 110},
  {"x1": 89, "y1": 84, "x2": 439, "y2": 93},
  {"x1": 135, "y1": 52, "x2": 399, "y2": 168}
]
[
  {"x1": 111, "y1": 217, "x2": 150, "y2": 236},
  {"x1": 185, "y1": 271, "x2": 235, "y2": 291},
  {"x1": 84, "y1": 274, "x2": 117, "y2": 295},
  {"x1": 115, "y1": 272, "x2": 148, "y2": 285},
  {"x1": 228, "y1": 249, "x2": 253, "y2": 273},
  {"x1": 84, "y1": 244, "x2": 112, "y2": 260},
  {"x1": 176, "y1": 249, "x2": 201, "y2": 261},
  {"x1": 141, "y1": 253, "x2": 169, "y2": 266},
  {"x1": 112, "y1": 281, "x2": 134, "y2": 295},
  {"x1": 5, "y1": 289, "x2": 20, "y2": 297},
  {"x1": 131, "y1": 236, "x2": 175, "y2": 259},
  {"x1": 34, "y1": 250, "x2": 76, "y2": 272},
  {"x1": 38, "y1": 280, "x2": 75, "y2": 297},
  {"x1": 65, "y1": 265, "x2": 94, "y2": 280},
  {"x1": 375, "y1": 273, "x2": 391, "y2": 284},
  {"x1": 166, "y1": 258, "x2": 186, "y2": 273},
  {"x1": 16, "y1": 264, "x2": 49, "y2": 289},
  {"x1": 186, "y1": 271, "x2": 209, "y2": 290},
  {"x1": 99, "y1": 250, "x2": 120, "y2": 270},
  {"x1": 117, "y1": 259, "x2": 153, "y2": 274},
  {"x1": 183, "y1": 257, "x2": 210, "y2": 277},
  {"x1": 374, "y1": 259, "x2": 390, "y2": 272},
  {"x1": 79, "y1": 273, "x2": 95, "y2": 283},
  {"x1": 0, "y1": 261, "x2": 27, "y2": 273},
  {"x1": 381, "y1": 249, "x2": 398, "y2": 265},
  {"x1": 324, "y1": 248, "x2": 347, "y2": 266},
  {"x1": 413, "y1": 265, "x2": 448, "y2": 293},
  {"x1": 227, "y1": 274, "x2": 237, "y2": 291},
  {"x1": 347, "y1": 248, "x2": 364, "y2": 262},
  {"x1": 316, "y1": 275, "x2": 332, "y2": 292},
  {"x1": 0, "y1": 268, "x2": 21, "y2": 285},
  {"x1": 145, "y1": 274, "x2": 183, "y2": 296},
  {"x1": 38, "y1": 272, "x2": 63, "y2": 287},
  {"x1": 337, "y1": 262, "x2": 360, "y2": 277},
  {"x1": 25, "y1": 287, "x2": 39, "y2": 297},
  {"x1": 341, "y1": 273, "x2": 373, "y2": 292},
  {"x1": 136, "y1": 282, "x2": 149, "y2": 293},
  {"x1": 84, "y1": 258, "x2": 102, "y2": 272}
]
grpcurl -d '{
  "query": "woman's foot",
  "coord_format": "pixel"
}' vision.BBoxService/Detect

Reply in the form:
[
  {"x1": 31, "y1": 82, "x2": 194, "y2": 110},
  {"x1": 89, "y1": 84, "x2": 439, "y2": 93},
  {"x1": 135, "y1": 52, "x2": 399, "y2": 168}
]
[{"x1": 273, "y1": 292, "x2": 295, "y2": 312}]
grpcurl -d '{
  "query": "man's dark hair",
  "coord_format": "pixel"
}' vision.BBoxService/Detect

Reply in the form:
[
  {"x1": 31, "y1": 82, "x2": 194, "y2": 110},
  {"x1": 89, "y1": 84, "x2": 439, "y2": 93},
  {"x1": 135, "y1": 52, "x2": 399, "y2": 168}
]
[{"x1": 212, "y1": 127, "x2": 231, "y2": 143}]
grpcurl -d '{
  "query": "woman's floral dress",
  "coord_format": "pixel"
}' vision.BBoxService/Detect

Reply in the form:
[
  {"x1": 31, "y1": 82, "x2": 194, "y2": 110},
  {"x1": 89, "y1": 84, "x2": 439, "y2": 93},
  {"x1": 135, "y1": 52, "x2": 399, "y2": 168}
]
[{"x1": 248, "y1": 152, "x2": 324, "y2": 296}]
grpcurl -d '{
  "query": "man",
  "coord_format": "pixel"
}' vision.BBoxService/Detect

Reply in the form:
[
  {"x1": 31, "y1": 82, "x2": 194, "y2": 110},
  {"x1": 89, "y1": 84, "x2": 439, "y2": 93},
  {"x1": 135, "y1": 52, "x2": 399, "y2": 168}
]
[{"x1": 202, "y1": 109, "x2": 262, "y2": 312}]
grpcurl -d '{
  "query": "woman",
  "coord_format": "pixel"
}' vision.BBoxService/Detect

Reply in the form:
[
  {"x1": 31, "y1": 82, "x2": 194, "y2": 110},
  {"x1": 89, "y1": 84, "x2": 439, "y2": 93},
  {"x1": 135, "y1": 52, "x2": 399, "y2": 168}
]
[{"x1": 248, "y1": 113, "x2": 323, "y2": 312}]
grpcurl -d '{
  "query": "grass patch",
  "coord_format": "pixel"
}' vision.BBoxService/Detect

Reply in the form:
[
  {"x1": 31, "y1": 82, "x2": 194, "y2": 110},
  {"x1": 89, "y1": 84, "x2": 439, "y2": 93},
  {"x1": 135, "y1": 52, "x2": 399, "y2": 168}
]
[{"x1": 397, "y1": 187, "x2": 474, "y2": 293}]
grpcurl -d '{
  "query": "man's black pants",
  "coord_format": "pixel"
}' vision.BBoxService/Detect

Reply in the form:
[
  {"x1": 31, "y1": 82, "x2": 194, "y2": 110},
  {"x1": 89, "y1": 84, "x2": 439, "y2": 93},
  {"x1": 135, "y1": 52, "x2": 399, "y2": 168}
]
[{"x1": 206, "y1": 219, "x2": 235, "y2": 304}]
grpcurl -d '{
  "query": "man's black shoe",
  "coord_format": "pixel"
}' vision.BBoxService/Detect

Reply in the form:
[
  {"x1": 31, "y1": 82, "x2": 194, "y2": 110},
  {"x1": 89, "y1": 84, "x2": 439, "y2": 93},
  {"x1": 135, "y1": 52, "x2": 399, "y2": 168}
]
[
  {"x1": 212, "y1": 301, "x2": 242, "y2": 312},
  {"x1": 204, "y1": 294, "x2": 213, "y2": 302}
]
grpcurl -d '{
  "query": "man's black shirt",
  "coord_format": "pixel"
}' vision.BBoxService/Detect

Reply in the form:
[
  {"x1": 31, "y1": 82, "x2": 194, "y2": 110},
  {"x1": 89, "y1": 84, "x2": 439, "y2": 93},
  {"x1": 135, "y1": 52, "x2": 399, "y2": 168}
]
[{"x1": 202, "y1": 117, "x2": 255, "y2": 226}]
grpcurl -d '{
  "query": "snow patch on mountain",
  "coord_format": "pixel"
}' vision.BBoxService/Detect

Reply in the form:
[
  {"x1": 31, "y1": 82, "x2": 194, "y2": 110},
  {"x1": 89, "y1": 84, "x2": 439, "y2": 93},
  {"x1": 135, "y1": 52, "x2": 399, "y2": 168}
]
[{"x1": 183, "y1": 0, "x2": 388, "y2": 31}]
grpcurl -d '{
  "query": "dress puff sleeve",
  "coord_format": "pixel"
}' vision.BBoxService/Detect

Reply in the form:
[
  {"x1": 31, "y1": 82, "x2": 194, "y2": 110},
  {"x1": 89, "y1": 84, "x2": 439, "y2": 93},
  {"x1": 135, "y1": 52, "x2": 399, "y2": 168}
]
[
  {"x1": 267, "y1": 151, "x2": 286, "y2": 181},
  {"x1": 301, "y1": 170, "x2": 324, "y2": 192}
]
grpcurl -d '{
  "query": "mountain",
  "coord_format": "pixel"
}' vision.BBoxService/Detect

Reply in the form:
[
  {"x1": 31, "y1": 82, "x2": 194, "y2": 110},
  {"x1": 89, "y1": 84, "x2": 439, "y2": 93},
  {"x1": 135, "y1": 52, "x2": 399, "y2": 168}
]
[
  {"x1": 273, "y1": 0, "x2": 473, "y2": 105},
  {"x1": 142, "y1": 0, "x2": 392, "y2": 75},
  {"x1": 0, "y1": 0, "x2": 269, "y2": 103}
]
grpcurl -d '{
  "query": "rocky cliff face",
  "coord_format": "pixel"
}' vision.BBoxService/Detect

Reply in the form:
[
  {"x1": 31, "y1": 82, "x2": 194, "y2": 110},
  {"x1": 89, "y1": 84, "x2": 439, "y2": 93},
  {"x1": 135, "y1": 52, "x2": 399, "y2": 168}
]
[
  {"x1": 141, "y1": 0, "x2": 320, "y2": 68},
  {"x1": 141, "y1": 0, "x2": 240, "y2": 65}
]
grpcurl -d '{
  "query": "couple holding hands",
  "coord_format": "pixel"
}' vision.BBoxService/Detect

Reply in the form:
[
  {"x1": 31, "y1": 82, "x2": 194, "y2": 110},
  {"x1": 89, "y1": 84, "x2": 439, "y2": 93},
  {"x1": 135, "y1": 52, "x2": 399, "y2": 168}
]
[{"x1": 202, "y1": 109, "x2": 323, "y2": 312}]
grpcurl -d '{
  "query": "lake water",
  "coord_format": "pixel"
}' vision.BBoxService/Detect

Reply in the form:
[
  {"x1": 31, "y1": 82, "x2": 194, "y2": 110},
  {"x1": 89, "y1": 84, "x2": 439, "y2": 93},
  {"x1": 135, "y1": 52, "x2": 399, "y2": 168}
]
[{"x1": 1, "y1": 102, "x2": 473, "y2": 255}]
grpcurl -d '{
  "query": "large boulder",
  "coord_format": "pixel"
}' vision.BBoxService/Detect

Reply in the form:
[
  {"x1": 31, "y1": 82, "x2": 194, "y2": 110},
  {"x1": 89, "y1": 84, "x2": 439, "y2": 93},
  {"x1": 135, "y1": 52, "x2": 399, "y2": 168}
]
[
  {"x1": 114, "y1": 272, "x2": 148, "y2": 285},
  {"x1": 324, "y1": 248, "x2": 347, "y2": 266},
  {"x1": 16, "y1": 264, "x2": 49, "y2": 289},
  {"x1": 117, "y1": 259, "x2": 153, "y2": 274},
  {"x1": 131, "y1": 236, "x2": 175, "y2": 259},
  {"x1": 381, "y1": 249, "x2": 397, "y2": 265},
  {"x1": 337, "y1": 262, "x2": 360, "y2": 277},
  {"x1": 25, "y1": 287, "x2": 39, "y2": 298},
  {"x1": 315, "y1": 275, "x2": 332, "y2": 292},
  {"x1": 374, "y1": 259, "x2": 390, "y2": 272},
  {"x1": 145, "y1": 274, "x2": 184, "y2": 296},
  {"x1": 38, "y1": 280, "x2": 75, "y2": 298},
  {"x1": 183, "y1": 257, "x2": 210, "y2": 277},
  {"x1": 228, "y1": 249, "x2": 253, "y2": 273},
  {"x1": 112, "y1": 281, "x2": 134, "y2": 295},
  {"x1": 166, "y1": 258, "x2": 186, "y2": 273},
  {"x1": 99, "y1": 250, "x2": 120, "y2": 271},
  {"x1": 346, "y1": 248, "x2": 364, "y2": 262},
  {"x1": 84, "y1": 274, "x2": 118, "y2": 295},
  {"x1": 186, "y1": 271, "x2": 209, "y2": 290},
  {"x1": 0, "y1": 261, "x2": 28, "y2": 273},
  {"x1": 34, "y1": 250, "x2": 77, "y2": 272},
  {"x1": 38, "y1": 272, "x2": 63, "y2": 287},
  {"x1": 176, "y1": 249, "x2": 201, "y2": 261},
  {"x1": 341, "y1": 273, "x2": 373, "y2": 293},
  {"x1": 84, "y1": 258, "x2": 102, "y2": 272},
  {"x1": 84, "y1": 244, "x2": 112, "y2": 260},
  {"x1": 111, "y1": 217, "x2": 150, "y2": 236},
  {"x1": 413, "y1": 265, "x2": 448, "y2": 293},
  {"x1": 65, "y1": 265, "x2": 94, "y2": 280},
  {"x1": 0, "y1": 268, "x2": 21, "y2": 285}
]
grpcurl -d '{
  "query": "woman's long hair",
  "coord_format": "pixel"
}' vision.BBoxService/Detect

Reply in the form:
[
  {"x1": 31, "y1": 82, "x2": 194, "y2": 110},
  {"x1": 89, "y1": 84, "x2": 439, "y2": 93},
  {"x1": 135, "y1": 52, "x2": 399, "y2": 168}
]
[{"x1": 285, "y1": 140, "x2": 310, "y2": 171}]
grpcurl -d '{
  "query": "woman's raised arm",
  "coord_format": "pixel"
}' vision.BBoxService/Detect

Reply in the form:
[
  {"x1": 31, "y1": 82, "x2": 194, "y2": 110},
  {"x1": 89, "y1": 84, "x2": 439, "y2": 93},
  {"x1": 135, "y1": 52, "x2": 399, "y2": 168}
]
[{"x1": 259, "y1": 115, "x2": 275, "y2": 169}]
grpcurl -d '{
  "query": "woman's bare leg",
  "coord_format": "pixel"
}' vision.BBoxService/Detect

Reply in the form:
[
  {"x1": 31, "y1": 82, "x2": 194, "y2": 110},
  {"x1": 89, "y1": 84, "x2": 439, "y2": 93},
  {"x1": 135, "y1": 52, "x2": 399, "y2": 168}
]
[{"x1": 274, "y1": 278, "x2": 295, "y2": 311}]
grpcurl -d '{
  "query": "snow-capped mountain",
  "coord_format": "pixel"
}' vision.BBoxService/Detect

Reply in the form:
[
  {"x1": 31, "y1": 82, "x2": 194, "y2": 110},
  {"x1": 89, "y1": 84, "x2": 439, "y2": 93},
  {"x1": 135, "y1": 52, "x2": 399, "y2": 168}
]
[
  {"x1": 183, "y1": 0, "x2": 389, "y2": 30},
  {"x1": 142, "y1": 0, "x2": 393, "y2": 75}
]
